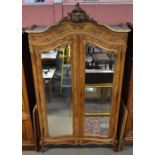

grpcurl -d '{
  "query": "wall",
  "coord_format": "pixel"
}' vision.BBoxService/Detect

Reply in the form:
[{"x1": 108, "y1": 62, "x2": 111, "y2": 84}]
[{"x1": 22, "y1": 3, "x2": 133, "y2": 28}]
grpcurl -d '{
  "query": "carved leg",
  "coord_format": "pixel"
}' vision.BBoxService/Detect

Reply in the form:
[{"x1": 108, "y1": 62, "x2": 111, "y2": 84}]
[
  {"x1": 113, "y1": 139, "x2": 118, "y2": 152},
  {"x1": 118, "y1": 141, "x2": 124, "y2": 151},
  {"x1": 40, "y1": 137, "x2": 45, "y2": 152}
]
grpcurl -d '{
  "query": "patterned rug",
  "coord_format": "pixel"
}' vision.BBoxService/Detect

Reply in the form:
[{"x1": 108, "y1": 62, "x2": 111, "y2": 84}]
[{"x1": 84, "y1": 116, "x2": 110, "y2": 136}]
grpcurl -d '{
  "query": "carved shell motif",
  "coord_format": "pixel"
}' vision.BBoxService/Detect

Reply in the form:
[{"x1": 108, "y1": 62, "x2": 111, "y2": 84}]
[{"x1": 65, "y1": 3, "x2": 93, "y2": 22}]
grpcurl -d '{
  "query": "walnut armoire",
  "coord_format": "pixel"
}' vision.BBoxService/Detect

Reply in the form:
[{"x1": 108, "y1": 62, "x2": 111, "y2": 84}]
[{"x1": 26, "y1": 3, "x2": 130, "y2": 151}]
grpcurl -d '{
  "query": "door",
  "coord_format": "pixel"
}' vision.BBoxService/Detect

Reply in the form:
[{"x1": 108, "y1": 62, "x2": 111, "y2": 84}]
[
  {"x1": 78, "y1": 35, "x2": 120, "y2": 144},
  {"x1": 34, "y1": 35, "x2": 79, "y2": 144}
]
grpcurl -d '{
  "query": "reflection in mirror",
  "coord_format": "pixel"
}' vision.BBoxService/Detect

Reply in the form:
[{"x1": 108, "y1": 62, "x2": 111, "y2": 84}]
[
  {"x1": 40, "y1": 44, "x2": 72, "y2": 137},
  {"x1": 84, "y1": 44, "x2": 115, "y2": 137}
]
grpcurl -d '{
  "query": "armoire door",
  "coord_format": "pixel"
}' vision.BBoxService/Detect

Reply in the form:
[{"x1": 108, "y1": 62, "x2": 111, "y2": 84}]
[
  {"x1": 32, "y1": 35, "x2": 80, "y2": 145},
  {"x1": 77, "y1": 35, "x2": 122, "y2": 145}
]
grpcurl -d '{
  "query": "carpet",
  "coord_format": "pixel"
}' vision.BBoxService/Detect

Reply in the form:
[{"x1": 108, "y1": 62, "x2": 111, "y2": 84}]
[{"x1": 84, "y1": 116, "x2": 109, "y2": 136}]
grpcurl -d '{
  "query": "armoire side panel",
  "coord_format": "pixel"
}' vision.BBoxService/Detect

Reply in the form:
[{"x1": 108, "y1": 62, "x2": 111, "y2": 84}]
[
  {"x1": 118, "y1": 23, "x2": 133, "y2": 150},
  {"x1": 22, "y1": 66, "x2": 35, "y2": 150}
]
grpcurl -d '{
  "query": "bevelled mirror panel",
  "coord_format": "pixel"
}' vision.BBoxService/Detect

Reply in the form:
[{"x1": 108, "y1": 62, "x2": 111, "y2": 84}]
[{"x1": 40, "y1": 45, "x2": 73, "y2": 137}]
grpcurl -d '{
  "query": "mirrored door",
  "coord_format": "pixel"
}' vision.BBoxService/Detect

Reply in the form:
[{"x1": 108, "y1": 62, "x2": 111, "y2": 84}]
[
  {"x1": 40, "y1": 44, "x2": 73, "y2": 137},
  {"x1": 83, "y1": 43, "x2": 115, "y2": 137}
]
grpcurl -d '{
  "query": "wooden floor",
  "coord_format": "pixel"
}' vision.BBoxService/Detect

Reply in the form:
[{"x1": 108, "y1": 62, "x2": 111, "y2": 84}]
[{"x1": 23, "y1": 146, "x2": 133, "y2": 155}]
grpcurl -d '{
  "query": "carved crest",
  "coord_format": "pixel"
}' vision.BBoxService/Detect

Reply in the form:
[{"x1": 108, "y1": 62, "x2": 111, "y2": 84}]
[{"x1": 65, "y1": 3, "x2": 92, "y2": 22}]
